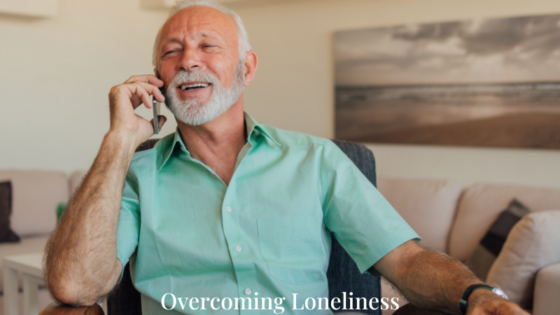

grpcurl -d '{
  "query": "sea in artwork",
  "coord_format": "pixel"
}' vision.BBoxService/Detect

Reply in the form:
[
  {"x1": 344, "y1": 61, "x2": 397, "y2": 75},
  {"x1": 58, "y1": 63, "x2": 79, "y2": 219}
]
[{"x1": 335, "y1": 82, "x2": 560, "y2": 149}]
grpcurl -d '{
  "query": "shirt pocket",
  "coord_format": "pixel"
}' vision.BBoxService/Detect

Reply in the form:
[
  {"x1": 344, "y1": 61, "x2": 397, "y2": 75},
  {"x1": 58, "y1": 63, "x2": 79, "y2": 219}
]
[{"x1": 257, "y1": 215, "x2": 326, "y2": 285}]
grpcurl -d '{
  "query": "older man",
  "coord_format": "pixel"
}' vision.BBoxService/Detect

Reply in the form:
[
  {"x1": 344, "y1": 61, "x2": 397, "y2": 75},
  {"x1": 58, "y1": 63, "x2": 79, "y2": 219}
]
[{"x1": 45, "y1": 1, "x2": 527, "y2": 314}]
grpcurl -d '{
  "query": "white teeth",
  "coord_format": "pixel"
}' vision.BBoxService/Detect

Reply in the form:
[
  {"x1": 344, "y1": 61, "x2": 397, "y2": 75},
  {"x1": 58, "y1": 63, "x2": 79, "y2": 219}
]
[{"x1": 180, "y1": 83, "x2": 210, "y2": 90}]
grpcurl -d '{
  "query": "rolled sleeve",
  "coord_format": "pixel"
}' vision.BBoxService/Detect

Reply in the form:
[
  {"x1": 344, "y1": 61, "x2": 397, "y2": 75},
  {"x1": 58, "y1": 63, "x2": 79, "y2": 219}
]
[
  {"x1": 115, "y1": 173, "x2": 141, "y2": 283},
  {"x1": 320, "y1": 140, "x2": 420, "y2": 275}
]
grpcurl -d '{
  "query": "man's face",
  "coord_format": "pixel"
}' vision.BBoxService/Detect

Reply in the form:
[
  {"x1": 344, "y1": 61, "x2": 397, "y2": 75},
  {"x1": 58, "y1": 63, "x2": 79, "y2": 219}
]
[{"x1": 157, "y1": 6, "x2": 242, "y2": 125}]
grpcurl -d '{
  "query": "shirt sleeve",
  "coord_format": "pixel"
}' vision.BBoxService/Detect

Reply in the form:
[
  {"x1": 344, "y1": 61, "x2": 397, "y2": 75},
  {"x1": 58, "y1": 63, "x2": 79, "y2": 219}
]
[
  {"x1": 115, "y1": 173, "x2": 141, "y2": 283},
  {"x1": 320, "y1": 140, "x2": 420, "y2": 276}
]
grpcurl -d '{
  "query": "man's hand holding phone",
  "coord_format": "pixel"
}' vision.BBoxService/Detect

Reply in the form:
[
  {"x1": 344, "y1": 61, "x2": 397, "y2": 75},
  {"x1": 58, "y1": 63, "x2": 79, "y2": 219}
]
[
  {"x1": 46, "y1": 74, "x2": 169, "y2": 305},
  {"x1": 108, "y1": 74, "x2": 167, "y2": 147}
]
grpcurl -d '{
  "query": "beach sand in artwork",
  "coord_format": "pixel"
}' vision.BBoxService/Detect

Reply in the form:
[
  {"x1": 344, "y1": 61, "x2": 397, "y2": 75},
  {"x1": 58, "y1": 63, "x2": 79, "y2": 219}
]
[{"x1": 336, "y1": 112, "x2": 560, "y2": 149}]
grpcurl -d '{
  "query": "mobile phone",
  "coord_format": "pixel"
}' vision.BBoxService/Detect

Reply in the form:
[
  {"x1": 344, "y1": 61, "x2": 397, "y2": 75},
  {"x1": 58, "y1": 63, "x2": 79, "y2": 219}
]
[
  {"x1": 152, "y1": 78, "x2": 167, "y2": 135},
  {"x1": 152, "y1": 99, "x2": 160, "y2": 134}
]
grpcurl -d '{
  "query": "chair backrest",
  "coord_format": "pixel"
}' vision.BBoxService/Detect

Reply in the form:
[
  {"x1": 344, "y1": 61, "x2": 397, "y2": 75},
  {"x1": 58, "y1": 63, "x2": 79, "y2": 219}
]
[
  {"x1": 108, "y1": 139, "x2": 380, "y2": 315},
  {"x1": 328, "y1": 140, "x2": 380, "y2": 315}
]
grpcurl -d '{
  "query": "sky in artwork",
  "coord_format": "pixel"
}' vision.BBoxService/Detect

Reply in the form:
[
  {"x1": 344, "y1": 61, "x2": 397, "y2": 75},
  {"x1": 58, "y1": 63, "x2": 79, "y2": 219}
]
[{"x1": 335, "y1": 14, "x2": 560, "y2": 86}]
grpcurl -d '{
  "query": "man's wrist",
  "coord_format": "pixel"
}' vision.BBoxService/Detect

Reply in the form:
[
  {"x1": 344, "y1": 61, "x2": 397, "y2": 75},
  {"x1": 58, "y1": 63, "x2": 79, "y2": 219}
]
[
  {"x1": 105, "y1": 129, "x2": 140, "y2": 155},
  {"x1": 469, "y1": 288, "x2": 500, "y2": 302},
  {"x1": 462, "y1": 285, "x2": 508, "y2": 314}
]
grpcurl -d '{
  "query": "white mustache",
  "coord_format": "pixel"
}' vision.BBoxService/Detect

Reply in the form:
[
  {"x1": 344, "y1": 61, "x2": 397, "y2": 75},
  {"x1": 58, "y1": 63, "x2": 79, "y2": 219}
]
[{"x1": 169, "y1": 70, "x2": 218, "y2": 89}]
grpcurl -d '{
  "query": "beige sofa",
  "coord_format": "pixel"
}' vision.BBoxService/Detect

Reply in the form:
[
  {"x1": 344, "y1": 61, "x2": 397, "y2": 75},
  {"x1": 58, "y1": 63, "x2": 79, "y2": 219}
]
[
  {"x1": 1, "y1": 169, "x2": 559, "y2": 315},
  {"x1": 0, "y1": 170, "x2": 71, "y2": 314},
  {"x1": 377, "y1": 178, "x2": 560, "y2": 315}
]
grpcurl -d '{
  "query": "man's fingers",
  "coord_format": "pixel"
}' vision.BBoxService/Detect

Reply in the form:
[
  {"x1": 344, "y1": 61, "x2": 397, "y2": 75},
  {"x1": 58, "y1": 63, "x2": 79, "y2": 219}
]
[
  {"x1": 124, "y1": 74, "x2": 164, "y2": 87},
  {"x1": 130, "y1": 81, "x2": 166, "y2": 104},
  {"x1": 121, "y1": 81, "x2": 166, "y2": 110},
  {"x1": 470, "y1": 299, "x2": 529, "y2": 315},
  {"x1": 150, "y1": 115, "x2": 167, "y2": 133},
  {"x1": 128, "y1": 84, "x2": 152, "y2": 110},
  {"x1": 158, "y1": 115, "x2": 167, "y2": 127},
  {"x1": 468, "y1": 307, "x2": 486, "y2": 315},
  {"x1": 130, "y1": 95, "x2": 143, "y2": 108}
]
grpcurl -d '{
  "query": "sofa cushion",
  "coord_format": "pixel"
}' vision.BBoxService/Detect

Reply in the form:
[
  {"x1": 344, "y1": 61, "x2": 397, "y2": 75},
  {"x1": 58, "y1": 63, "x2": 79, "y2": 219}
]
[
  {"x1": 0, "y1": 235, "x2": 50, "y2": 293},
  {"x1": 0, "y1": 170, "x2": 68, "y2": 237},
  {"x1": 533, "y1": 263, "x2": 560, "y2": 315},
  {"x1": 486, "y1": 210, "x2": 560, "y2": 310},
  {"x1": 377, "y1": 178, "x2": 462, "y2": 253},
  {"x1": 449, "y1": 183, "x2": 560, "y2": 261},
  {"x1": 0, "y1": 181, "x2": 20, "y2": 243}
]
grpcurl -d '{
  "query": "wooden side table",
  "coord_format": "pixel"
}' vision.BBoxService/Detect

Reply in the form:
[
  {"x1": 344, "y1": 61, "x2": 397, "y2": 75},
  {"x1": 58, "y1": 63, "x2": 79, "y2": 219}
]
[{"x1": 3, "y1": 253, "x2": 45, "y2": 315}]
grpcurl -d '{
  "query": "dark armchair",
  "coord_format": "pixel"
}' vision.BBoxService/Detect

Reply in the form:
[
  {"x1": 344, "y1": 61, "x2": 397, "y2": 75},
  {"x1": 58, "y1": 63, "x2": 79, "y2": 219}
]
[{"x1": 43, "y1": 139, "x2": 397, "y2": 315}]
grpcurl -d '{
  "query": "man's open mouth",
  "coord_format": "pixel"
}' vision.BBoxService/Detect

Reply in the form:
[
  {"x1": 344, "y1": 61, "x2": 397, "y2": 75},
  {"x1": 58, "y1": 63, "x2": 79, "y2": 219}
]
[{"x1": 179, "y1": 83, "x2": 211, "y2": 91}]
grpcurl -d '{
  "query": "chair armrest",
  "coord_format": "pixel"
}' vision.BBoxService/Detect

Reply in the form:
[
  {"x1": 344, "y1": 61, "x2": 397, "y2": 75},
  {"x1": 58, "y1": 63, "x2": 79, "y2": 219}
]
[
  {"x1": 39, "y1": 302, "x2": 104, "y2": 315},
  {"x1": 533, "y1": 263, "x2": 560, "y2": 315}
]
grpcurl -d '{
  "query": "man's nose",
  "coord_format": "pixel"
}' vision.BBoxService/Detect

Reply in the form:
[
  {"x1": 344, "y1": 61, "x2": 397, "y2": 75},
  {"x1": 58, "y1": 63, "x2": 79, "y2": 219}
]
[{"x1": 179, "y1": 47, "x2": 202, "y2": 71}]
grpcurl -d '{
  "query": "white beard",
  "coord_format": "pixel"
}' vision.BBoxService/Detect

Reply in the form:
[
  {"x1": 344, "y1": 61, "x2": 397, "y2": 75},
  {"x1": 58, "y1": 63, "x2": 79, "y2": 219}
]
[{"x1": 165, "y1": 62, "x2": 245, "y2": 126}]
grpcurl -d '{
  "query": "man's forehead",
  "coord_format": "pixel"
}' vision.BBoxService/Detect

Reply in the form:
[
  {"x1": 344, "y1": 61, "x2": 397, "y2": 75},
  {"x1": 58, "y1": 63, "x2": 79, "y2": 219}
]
[{"x1": 161, "y1": 6, "x2": 237, "y2": 41}]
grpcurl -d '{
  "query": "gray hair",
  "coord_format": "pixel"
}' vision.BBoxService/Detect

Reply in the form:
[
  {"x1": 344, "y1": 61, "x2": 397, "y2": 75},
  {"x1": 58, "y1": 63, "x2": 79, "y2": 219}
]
[{"x1": 152, "y1": 0, "x2": 251, "y2": 73}]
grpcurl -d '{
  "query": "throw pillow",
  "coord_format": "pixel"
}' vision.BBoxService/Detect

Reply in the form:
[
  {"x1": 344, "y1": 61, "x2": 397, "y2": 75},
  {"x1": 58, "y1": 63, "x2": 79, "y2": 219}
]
[
  {"x1": 0, "y1": 181, "x2": 21, "y2": 243},
  {"x1": 466, "y1": 199, "x2": 530, "y2": 281},
  {"x1": 486, "y1": 210, "x2": 560, "y2": 310}
]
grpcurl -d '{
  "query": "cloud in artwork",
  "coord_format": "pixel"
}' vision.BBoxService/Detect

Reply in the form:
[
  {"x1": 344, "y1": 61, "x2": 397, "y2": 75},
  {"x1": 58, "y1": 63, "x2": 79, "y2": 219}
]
[{"x1": 335, "y1": 14, "x2": 560, "y2": 86}]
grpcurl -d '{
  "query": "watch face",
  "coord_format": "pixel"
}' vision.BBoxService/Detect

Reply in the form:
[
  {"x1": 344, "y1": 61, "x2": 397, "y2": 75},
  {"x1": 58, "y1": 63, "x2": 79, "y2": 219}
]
[{"x1": 492, "y1": 288, "x2": 509, "y2": 300}]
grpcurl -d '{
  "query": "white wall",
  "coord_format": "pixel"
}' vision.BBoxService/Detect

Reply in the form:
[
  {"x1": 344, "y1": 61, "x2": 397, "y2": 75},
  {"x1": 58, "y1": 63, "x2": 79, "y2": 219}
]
[
  {"x1": 1, "y1": 0, "x2": 560, "y2": 189},
  {"x1": 0, "y1": 0, "x2": 171, "y2": 172}
]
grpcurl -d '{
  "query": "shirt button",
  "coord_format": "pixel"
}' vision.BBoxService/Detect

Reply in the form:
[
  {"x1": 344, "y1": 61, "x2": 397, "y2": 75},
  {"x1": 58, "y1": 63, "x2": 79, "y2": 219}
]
[
  {"x1": 226, "y1": 206, "x2": 232, "y2": 212},
  {"x1": 235, "y1": 246, "x2": 242, "y2": 252},
  {"x1": 244, "y1": 288, "x2": 252, "y2": 295}
]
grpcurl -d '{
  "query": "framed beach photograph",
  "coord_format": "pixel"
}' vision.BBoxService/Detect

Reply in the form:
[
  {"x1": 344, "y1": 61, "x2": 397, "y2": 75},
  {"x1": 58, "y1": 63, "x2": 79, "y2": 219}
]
[{"x1": 334, "y1": 14, "x2": 560, "y2": 149}]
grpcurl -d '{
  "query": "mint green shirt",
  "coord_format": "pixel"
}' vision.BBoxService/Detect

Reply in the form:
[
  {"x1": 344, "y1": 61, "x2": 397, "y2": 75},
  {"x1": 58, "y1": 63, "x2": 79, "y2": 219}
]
[{"x1": 116, "y1": 112, "x2": 419, "y2": 314}]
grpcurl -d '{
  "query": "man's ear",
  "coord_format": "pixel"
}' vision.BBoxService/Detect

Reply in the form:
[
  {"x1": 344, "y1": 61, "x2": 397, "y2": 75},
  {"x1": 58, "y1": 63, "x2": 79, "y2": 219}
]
[{"x1": 243, "y1": 51, "x2": 258, "y2": 87}]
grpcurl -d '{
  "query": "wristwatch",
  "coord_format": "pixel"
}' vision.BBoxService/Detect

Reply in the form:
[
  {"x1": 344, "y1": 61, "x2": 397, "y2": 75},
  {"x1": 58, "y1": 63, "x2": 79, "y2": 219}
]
[{"x1": 460, "y1": 284, "x2": 508, "y2": 315}]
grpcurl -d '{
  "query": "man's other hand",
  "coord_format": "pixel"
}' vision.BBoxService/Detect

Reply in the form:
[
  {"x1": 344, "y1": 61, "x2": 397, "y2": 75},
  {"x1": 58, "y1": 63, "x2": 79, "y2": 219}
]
[
  {"x1": 108, "y1": 74, "x2": 167, "y2": 146},
  {"x1": 373, "y1": 241, "x2": 531, "y2": 315},
  {"x1": 468, "y1": 290, "x2": 530, "y2": 315}
]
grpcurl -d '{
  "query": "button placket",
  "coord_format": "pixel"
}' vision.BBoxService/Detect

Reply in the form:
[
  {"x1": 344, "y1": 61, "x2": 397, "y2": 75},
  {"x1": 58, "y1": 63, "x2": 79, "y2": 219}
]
[{"x1": 221, "y1": 185, "x2": 258, "y2": 310}]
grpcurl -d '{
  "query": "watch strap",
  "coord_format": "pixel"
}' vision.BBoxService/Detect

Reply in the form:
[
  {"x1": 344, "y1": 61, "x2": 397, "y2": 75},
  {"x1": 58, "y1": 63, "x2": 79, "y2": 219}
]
[{"x1": 460, "y1": 284, "x2": 493, "y2": 315}]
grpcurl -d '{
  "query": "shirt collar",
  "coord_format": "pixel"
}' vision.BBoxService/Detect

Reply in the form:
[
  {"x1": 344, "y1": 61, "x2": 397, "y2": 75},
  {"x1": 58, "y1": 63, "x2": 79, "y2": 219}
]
[
  {"x1": 244, "y1": 111, "x2": 281, "y2": 147},
  {"x1": 157, "y1": 111, "x2": 280, "y2": 171}
]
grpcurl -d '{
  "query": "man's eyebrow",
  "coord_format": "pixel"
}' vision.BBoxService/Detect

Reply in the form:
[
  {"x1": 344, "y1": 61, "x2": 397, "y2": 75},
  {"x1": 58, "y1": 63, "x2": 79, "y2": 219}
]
[
  {"x1": 163, "y1": 32, "x2": 220, "y2": 44},
  {"x1": 161, "y1": 32, "x2": 224, "y2": 48},
  {"x1": 163, "y1": 38, "x2": 183, "y2": 45},
  {"x1": 200, "y1": 33, "x2": 220, "y2": 41}
]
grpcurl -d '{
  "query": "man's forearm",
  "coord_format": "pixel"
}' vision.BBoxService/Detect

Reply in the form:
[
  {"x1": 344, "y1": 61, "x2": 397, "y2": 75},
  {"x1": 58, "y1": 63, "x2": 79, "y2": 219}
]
[
  {"x1": 374, "y1": 241, "x2": 481, "y2": 315},
  {"x1": 45, "y1": 130, "x2": 137, "y2": 306},
  {"x1": 394, "y1": 248, "x2": 479, "y2": 314},
  {"x1": 375, "y1": 241, "x2": 528, "y2": 315}
]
